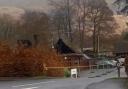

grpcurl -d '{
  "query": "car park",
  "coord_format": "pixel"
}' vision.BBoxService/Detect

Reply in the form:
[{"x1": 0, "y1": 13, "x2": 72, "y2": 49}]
[{"x1": 96, "y1": 60, "x2": 116, "y2": 69}]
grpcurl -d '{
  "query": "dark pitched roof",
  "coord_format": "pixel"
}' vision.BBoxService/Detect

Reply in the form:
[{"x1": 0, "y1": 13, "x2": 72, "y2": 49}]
[
  {"x1": 17, "y1": 40, "x2": 32, "y2": 48},
  {"x1": 54, "y1": 39, "x2": 75, "y2": 54}
]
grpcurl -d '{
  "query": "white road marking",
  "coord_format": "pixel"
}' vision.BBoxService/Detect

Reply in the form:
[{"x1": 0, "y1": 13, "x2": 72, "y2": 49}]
[
  {"x1": 12, "y1": 81, "x2": 55, "y2": 88},
  {"x1": 22, "y1": 87, "x2": 39, "y2": 89}
]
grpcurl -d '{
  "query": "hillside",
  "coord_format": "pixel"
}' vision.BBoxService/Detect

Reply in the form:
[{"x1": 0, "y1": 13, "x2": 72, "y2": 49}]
[
  {"x1": 0, "y1": 7, "x2": 25, "y2": 21},
  {"x1": 114, "y1": 15, "x2": 128, "y2": 35}
]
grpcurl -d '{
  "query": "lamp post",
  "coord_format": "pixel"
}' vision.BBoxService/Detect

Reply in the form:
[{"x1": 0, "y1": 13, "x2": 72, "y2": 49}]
[
  {"x1": 65, "y1": 57, "x2": 68, "y2": 60},
  {"x1": 116, "y1": 61, "x2": 121, "y2": 78},
  {"x1": 52, "y1": 45, "x2": 54, "y2": 49},
  {"x1": 64, "y1": 56, "x2": 68, "y2": 67}
]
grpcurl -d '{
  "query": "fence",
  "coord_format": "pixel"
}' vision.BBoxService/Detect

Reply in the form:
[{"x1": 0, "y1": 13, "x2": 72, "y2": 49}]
[{"x1": 44, "y1": 64, "x2": 115, "y2": 77}]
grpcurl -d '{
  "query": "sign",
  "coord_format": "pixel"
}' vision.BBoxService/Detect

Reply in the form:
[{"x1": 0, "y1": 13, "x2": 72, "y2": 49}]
[
  {"x1": 71, "y1": 68, "x2": 77, "y2": 78},
  {"x1": 43, "y1": 63, "x2": 48, "y2": 70},
  {"x1": 116, "y1": 62, "x2": 121, "y2": 68},
  {"x1": 116, "y1": 62, "x2": 121, "y2": 78}
]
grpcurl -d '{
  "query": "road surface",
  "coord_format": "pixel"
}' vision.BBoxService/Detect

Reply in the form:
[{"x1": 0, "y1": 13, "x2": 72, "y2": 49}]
[{"x1": 0, "y1": 68, "x2": 126, "y2": 89}]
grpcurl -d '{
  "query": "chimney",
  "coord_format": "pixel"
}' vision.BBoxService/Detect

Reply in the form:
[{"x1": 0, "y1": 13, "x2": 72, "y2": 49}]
[{"x1": 33, "y1": 34, "x2": 39, "y2": 47}]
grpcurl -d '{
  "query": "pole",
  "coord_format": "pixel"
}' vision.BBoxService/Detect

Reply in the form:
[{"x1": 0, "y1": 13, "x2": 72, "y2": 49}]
[
  {"x1": 117, "y1": 67, "x2": 120, "y2": 78},
  {"x1": 78, "y1": 58, "x2": 80, "y2": 77},
  {"x1": 116, "y1": 61, "x2": 121, "y2": 78}
]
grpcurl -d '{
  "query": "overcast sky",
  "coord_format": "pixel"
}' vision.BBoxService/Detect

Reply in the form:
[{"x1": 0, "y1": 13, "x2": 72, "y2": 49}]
[
  {"x1": 0, "y1": 0, "x2": 114, "y2": 7},
  {"x1": 0, "y1": 0, "x2": 115, "y2": 12},
  {"x1": 0, "y1": 0, "x2": 49, "y2": 11},
  {"x1": 0, "y1": 0, "x2": 47, "y2": 7}
]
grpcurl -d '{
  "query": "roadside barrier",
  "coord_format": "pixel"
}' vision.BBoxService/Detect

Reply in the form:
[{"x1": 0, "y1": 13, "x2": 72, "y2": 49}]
[
  {"x1": 44, "y1": 64, "x2": 114, "y2": 69},
  {"x1": 44, "y1": 64, "x2": 118, "y2": 77}
]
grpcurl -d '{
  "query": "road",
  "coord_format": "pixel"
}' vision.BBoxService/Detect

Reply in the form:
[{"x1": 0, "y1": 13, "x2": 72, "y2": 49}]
[{"x1": 0, "y1": 68, "x2": 126, "y2": 89}]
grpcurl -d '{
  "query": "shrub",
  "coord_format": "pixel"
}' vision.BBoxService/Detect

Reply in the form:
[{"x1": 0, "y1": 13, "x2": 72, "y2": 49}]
[
  {"x1": 0, "y1": 41, "x2": 14, "y2": 77},
  {"x1": 42, "y1": 49, "x2": 66, "y2": 77},
  {"x1": 13, "y1": 47, "x2": 66, "y2": 77},
  {"x1": 12, "y1": 47, "x2": 44, "y2": 77},
  {"x1": 64, "y1": 68, "x2": 71, "y2": 78},
  {"x1": 0, "y1": 42, "x2": 66, "y2": 77}
]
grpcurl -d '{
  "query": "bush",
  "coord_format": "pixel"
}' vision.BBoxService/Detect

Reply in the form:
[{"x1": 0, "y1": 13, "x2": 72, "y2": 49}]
[
  {"x1": 12, "y1": 47, "x2": 45, "y2": 77},
  {"x1": 0, "y1": 41, "x2": 66, "y2": 77},
  {"x1": 0, "y1": 42, "x2": 14, "y2": 77},
  {"x1": 13, "y1": 47, "x2": 66, "y2": 77},
  {"x1": 64, "y1": 68, "x2": 71, "y2": 78},
  {"x1": 40, "y1": 48, "x2": 66, "y2": 77}
]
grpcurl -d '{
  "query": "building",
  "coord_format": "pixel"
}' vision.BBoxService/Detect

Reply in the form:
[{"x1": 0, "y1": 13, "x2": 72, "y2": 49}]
[
  {"x1": 16, "y1": 34, "x2": 39, "y2": 48},
  {"x1": 54, "y1": 39, "x2": 92, "y2": 70},
  {"x1": 55, "y1": 39, "x2": 75, "y2": 54}
]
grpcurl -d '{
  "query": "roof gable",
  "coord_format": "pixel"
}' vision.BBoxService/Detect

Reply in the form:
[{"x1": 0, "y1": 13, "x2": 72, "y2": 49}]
[{"x1": 55, "y1": 39, "x2": 75, "y2": 54}]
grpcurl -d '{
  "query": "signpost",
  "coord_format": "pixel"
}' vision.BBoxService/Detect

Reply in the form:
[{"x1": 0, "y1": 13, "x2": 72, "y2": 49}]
[
  {"x1": 71, "y1": 68, "x2": 77, "y2": 78},
  {"x1": 116, "y1": 62, "x2": 121, "y2": 78}
]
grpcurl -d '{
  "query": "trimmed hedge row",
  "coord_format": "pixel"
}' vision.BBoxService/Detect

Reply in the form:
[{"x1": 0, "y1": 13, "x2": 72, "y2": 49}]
[{"x1": 0, "y1": 42, "x2": 65, "y2": 77}]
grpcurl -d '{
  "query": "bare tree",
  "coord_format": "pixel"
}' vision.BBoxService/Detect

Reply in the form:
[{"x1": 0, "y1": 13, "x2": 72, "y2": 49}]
[
  {"x1": 0, "y1": 15, "x2": 16, "y2": 42},
  {"x1": 73, "y1": 0, "x2": 88, "y2": 52},
  {"x1": 49, "y1": 0, "x2": 75, "y2": 44},
  {"x1": 86, "y1": 0, "x2": 116, "y2": 55},
  {"x1": 20, "y1": 10, "x2": 50, "y2": 47},
  {"x1": 49, "y1": 0, "x2": 117, "y2": 54}
]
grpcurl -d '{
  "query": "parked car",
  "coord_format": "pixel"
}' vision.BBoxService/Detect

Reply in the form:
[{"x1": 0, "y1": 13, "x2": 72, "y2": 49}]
[
  {"x1": 96, "y1": 60, "x2": 116, "y2": 69},
  {"x1": 109, "y1": 60, "x2": 117, "y2": 66}
]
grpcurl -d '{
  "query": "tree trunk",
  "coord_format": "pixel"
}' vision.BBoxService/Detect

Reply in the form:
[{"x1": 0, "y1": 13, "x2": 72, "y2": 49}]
[
  {"x1": 93, "y1": 22, "x2": 97, "y2": 56},
  {"x1": 67, "y1": 0, "x2": 73, "y2": 44}
]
